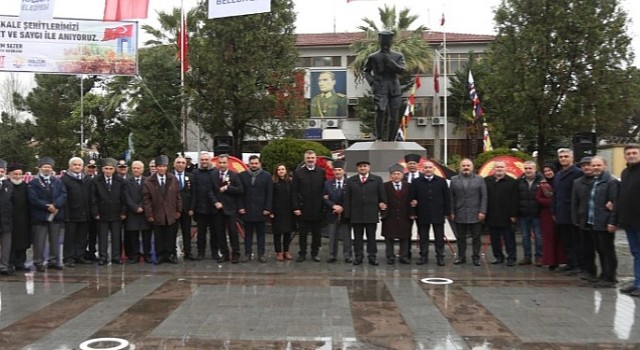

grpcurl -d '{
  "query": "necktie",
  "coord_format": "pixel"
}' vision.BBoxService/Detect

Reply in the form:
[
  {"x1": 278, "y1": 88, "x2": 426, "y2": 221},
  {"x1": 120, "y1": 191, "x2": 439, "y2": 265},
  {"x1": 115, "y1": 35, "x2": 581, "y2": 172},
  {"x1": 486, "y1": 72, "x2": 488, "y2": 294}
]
[
  {"x1": 77, "y1": 174, "x2": 81, "y2": 180},
  {"x1": 136, "y1": 178, "x2": 141, "y2": 186},
  {"x1": 337, "y1": 181, "x2": 341, "y2": 189},
  {"x1": 395, "y1": 183, "x2": 401, "y2": 191},
  {"x1": 361, "y1": 176, "x2": 366, "y2": 184},
  {"x1": 106, "y1": 178, "x2": 111, "y2": 190},
  {"x1": 410, "y1": 173, "x2": 415, "y2": 183},
  {"x1": 177, "y1": 173, "x2": 183, "y2": 189},
  {"x1": 160, "y1": 177, "x2": 165, "y2": 188}
]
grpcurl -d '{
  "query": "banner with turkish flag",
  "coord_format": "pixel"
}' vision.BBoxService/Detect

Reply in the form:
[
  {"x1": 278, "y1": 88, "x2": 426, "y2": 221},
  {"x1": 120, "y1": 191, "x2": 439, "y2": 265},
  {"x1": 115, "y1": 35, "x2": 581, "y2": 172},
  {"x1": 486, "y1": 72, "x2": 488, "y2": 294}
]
[
  {"x1": 102, "y1": 24, "x2": 133, "y2": 41},
  {"x1": 104, "y1": 0, "x2": 149, "y2": 21}
]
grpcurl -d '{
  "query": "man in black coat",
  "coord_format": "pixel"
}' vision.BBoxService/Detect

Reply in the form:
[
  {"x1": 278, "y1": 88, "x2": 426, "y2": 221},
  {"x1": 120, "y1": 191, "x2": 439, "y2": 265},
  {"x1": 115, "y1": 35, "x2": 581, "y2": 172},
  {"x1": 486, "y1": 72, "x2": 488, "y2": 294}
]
[
  {"x1": 344, "y1": 160, "x2": 387, "y2": 266},
  {"x1": 618, "y1": 144, "x2": 640, "y2": 297},
  {"x1": 571, "y1": 157, "x2": 596, "y2": 278},
  {"x1": 83, "y1": 157, "x2": 99, "y2": 262},
  {"x1": 238, "y1": 155, "x2": 273, "y2": 263},
  {"x1": 0, "y1": 163, "x2": 13, "y2": 275},
  {"x1": 211, "y1": 154, "x2": 244, "y2": 264},
  {"x1": 552, "y1": 148, "x2": 584, "y2": 273},
  {"x1": 516, "y1": 161, "x2": 543, "y2": 266},
  {"x1": 7, "y1": 164, "x2": 31, "y2": 272},
  {"x1": 173, "y1": 156, "x2": 195, "y2": 261},
  {"x1": 91, "y1": 158, "x2": 127, "y2": 265},
  {"x1": 190, "y1": 151, "x2": 217, "y2": 260},
  {"x1": 485, "y1": 161, "x2": 519, "y2": 266},
  {"x1": 61, "y1": 157, "x2": 92, "y2": 267},
  {"x1": 123, "y1": 160, "x2": 152, "y2": 263},
  {"x1": 292, "y1": 150, "x2": 326, "y2": 262},
  {"x1": 409, "y1": 161, "x2": 451, "y2": 266},
  {"x1": 323, "y1": 160, "x2": 351, "y2": 263}
]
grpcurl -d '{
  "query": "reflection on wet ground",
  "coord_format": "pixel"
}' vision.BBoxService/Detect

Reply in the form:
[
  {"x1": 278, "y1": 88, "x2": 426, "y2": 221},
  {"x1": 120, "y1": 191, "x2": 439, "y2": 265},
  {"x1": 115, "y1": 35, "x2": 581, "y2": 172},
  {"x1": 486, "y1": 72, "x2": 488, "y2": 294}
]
[{"x1": 0, "y1": 236, "x2": 639, "y2": 349}]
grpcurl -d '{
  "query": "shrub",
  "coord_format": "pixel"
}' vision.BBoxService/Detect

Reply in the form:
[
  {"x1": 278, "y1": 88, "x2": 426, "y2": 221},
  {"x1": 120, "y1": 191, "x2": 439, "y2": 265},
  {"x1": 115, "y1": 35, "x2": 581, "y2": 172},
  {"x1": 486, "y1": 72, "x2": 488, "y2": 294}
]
[{"x1": 261, "y1": 138, "x2": 331, "y2": 175}]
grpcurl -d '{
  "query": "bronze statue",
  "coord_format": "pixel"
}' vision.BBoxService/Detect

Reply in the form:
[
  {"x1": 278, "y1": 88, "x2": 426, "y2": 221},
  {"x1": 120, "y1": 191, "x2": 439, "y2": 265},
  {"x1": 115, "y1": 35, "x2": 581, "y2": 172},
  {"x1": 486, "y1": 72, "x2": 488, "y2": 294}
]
[{"x1": 363, "y1": 31, "x2": 406, "y2": 141}]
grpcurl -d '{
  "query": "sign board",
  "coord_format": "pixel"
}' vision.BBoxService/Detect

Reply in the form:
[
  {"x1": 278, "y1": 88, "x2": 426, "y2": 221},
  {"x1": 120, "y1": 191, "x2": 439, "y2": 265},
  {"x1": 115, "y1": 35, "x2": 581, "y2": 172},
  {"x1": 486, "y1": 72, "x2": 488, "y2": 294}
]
[
  {"x1": 209, "y1": 0, "x2": 271, "y2": 19},
  {"x1": 0, "y1": 16, "x2": 138, "y2": 75}
]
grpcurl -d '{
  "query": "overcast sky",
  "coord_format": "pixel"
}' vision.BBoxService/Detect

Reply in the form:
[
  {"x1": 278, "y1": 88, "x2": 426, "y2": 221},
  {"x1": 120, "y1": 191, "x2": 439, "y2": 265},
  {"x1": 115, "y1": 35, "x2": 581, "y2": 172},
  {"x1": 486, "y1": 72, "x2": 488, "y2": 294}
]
[{"x1": 0, "y1": 0, "x2": 638, "y2": 62}]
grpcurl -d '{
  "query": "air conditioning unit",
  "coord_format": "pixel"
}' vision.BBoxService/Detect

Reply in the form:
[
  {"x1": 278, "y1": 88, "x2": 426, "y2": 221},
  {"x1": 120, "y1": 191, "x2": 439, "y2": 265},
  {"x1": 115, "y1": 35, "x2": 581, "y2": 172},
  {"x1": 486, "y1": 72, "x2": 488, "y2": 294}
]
[
  {"x1": 416, "y1": 117, "x2": 428, "y2": 126},
  {"x1": 325, "y1": 119, "x2": 340, "y2": 128},
  {"x1": 307, "y1": 119, "x2": 321, "y2": 128},
  {"x1": 431, "y1": 117, "x2": 445, "y2": 126}
]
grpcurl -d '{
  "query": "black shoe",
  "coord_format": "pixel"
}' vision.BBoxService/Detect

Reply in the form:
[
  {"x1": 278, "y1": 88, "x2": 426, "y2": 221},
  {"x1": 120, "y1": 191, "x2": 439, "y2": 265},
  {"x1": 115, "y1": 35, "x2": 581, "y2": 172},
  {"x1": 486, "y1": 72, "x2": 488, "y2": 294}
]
[
  {"x1": 344, "y1": 258, "x2": 353, "y2": 263},
  {"x1": 594, "y1": 280, "x2": 616, "y2": 288},
  {"x1": 387, "y1": 258, "x2": 395, "y2": 265},
  {"x1": 217, "y1": 255, "x2": 230, "y2": 263},
  {"x1": 548, "y1": 264, "x2": 559, "y2": 271},
  {"x1": 491, "y1": 259, "x2": 504, "y2": 265},
  {"x1": 556, "y1": 265, "x2": 572, "y2": 272},
  {"x1": 127, "y1": 257, "x2": 139, "y2": 265},
  {"x1": 311, "y1": 256, "x2": 321, "y2": 262},
  {"x1": 399, "y1": 257, "x2": 411, "y2": 265},
  {"x1": 196, "y1": 254, "x2": 204, "y2": 261},
  {"x1": 144, "y1": 256, "x2": 152, "y2": 264},
  {"x1": 168, "y1": 256, "x2": 178, "y2": 264},
  {"x1": 620, "y1": 284, "x2": 638, "y2": 294},
  {"x1": 50, "y1": 265, "x2": 63, "y2": 270},
  {"x1": 35, "y1": 264, "x2": 46, "y2": 272},
  {"x1": 473, "y1": 258, "x2": 481, "y2": 266},
  {"x1": 14, "y1": 265, "x2": 28, "y2": 272},
  {"x1": 454, "y1": 258, "x2": 466, "y2": 265},
  {"x1": 565, "y1": 269, "x2": 582, "y2": 276},
  {"x1": 506, "y1": 260, "x2": 516, "y2": 267},
  {"x1": 353, "y1": 258, "x2": 363, "y2": 265},
  {"x1": 64, "y1": 260, "x2": 76, "y2": 268},
  {"x1": 240, "y1": 255, "x2": 250, "y2": 263},
  {"x1": 436, "y1": 257, "x2": 445, "y2": 266},
  {"x1": 368, "y1": 257, "x2": 378, "y2": 266},
  {"x1": 630, "y1": 289, "x2": 640, "y2": 297},
  {"x1": 184, "y1": 254, "x2": 197, "y2": 261},
  {"x1": 258, "y1": 256, "x2": 267, "y2": 263},
  {"x1": 296, "y1": 255, "x2": 306, "y2": 262},
  {"x1": 0, "y1": 269, "x2": 15, "y2": 276},
  {"x1": 327, "y1": 257, "x2": 337, "y2": 263},
  {"x1": 111, "y1": 259, "x2": 122, "y2": 265},
  {"x1": 231, "y1": 255, "x2": 240, "y2": 264},
  {"x1": 98, "y1": 259, "x2": 108, "y2": 266},
  {"x1": 416, "y1": 257, "x2": 428, "y2": 265}
]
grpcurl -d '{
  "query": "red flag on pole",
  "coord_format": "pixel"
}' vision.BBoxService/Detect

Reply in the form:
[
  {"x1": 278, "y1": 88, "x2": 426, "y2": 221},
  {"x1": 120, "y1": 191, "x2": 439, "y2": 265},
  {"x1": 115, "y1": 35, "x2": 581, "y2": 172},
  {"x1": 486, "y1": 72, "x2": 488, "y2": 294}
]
[
  {"x1": 433, "y1": 61, "x2": 440, "y2": 94},
  {"x1": 103, "y1": 0, "x2": 149, "y2": 21},
  {"x1": 177, "y1": 16, "x2": 188, "y2": 72},
  {"x1": 440, "y1": 13, "x2": 445, "y2": 26},
  {"x1": 102, "y1": 24, "x2": 134, "y2": 41}
]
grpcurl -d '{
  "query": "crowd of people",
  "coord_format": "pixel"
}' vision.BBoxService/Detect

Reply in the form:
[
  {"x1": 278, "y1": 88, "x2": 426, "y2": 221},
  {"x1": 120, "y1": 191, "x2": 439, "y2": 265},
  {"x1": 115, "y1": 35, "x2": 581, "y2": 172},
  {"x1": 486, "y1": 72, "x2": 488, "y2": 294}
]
[{"x1": 0, "y1": 146, "x2": 638, "y2": 297}]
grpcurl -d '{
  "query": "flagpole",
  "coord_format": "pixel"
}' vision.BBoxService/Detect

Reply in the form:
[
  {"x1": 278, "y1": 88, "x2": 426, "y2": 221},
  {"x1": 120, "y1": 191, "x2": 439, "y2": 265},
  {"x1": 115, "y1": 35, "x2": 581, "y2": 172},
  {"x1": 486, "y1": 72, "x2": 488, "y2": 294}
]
[
  {"x1": 442, "y1": 12, "x2": 448, "y2": 165},
  {"x1": 180, "y1": 0, "x2": 187, "y2": 152}
]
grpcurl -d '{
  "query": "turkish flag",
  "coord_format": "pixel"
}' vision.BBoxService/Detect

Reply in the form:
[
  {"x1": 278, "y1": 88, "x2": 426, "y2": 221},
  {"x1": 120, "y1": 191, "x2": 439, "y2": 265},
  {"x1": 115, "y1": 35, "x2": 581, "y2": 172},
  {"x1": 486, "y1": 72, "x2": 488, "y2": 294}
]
[
  {"x1": 102, "y1": 24, "x2": 133, "y2": 41},
  {"x1": 103, "y1": 0, "x2": 149, "y2": 21},
  {"x1": 177, "y1": 16, "x2": 188, "y2": 72}
]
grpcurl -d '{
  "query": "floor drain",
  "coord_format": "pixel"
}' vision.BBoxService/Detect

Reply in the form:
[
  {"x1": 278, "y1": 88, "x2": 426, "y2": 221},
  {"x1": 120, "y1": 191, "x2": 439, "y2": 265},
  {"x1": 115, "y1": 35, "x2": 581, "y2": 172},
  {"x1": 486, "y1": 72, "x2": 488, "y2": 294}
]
[
  {"x1": 79, "y1": 338, "x2": 130, "y2": 350},
  {"x1": 420, "y1": 277, "x2": 454, "y2": 285}
]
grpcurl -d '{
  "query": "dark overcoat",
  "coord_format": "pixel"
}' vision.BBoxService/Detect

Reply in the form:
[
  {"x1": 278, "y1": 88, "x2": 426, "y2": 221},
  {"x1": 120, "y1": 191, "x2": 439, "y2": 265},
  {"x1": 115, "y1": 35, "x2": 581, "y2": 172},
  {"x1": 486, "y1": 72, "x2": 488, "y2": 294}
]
[
  {"x1": 239, "y1": 170, "x2": 273, "y2": 222},
  {"x1": 10, "y1": 182, "x2": 31, "y2": 249},
  {"x1": 381, "y1": 181, "x2": 412, "y2": 239},
  {"x1": 210, "y1": 169, "x2": 244, "y2": 215},
  {"x1": 123, "y1": 176, "x2": 151, "y2": 231},
  {"x1": 292, "y1": 166, "x2": 326, "y2": 221},
  {"x1": 142, "y1": 173, "x2": 182, "y2": 226},
  {"x1": 323, "y1": 179, "x2": 346, "y2": 224},
  {"x1": 0, "y1": 179, "x2": 13, "y2": 233},
  {"x1": 61, "y1": 172, "x2": 92, "y2": 222},
  {"x1": 271, "y1": 180, "x2": 295, "y2": 234},
  {"x1": 28, "y1": 175, "x2": 66, "y2": 223},
  {"x1": 189, "y1": 167, "x2": 214, "y2": 214},
  {"x1": 343, "y1": 173, "x2": 387, "y2": 224},
  {"x1": 484, "y1": 175, "x2": 519, "y2": 228},
  {"x1": 91, "y1": 174, "x2": 126, "y2": 222},
  {"x1": 552, "y1": 165, "x2": 583, "y2": 225},
  {"x1": 408, "y1": 175, "x2": 451, "y2": 225}
]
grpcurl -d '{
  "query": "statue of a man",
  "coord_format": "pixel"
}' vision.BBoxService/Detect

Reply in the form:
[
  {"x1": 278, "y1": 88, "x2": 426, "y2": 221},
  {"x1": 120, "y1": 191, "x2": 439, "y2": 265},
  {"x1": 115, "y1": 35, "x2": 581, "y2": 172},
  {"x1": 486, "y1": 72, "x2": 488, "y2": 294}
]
[{"x1": 363, "y1": 31, "x2": 406, "y2": 141}]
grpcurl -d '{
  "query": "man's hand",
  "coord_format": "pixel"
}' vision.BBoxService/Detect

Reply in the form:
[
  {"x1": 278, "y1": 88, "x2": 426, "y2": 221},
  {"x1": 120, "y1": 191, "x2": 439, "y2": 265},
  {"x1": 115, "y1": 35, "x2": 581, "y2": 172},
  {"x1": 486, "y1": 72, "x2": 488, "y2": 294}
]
[
  {"x1": 478, "y1": 213, "x2": 486, "y2": 221},
  {"x1": 188, "y1": 210, "x2": 194, "y2": 217},
  {"x1": 214, "y1": 202, "x2": 223, "y2": 210},
  {"x1": 379, "y1": 202, "x2": 387, "y2": 211},
  {"x1": 332, "y1": 205, "x2": 343, "y2": 215},
  {"x1": 136, "y1": 207, "x2": 144, "y2": 214},
  {"x1": 263, "y1": 210, "x2": 271, "y2": 216},
  {"x1": 238, "y1": 209, "x2": 246, "y2": 215},
  {"x1": 175, "y1": 212, "x2": 181, "y2": 219},
  {"x1": 410, "y1": 200, "x2": 417, "y2": 207},
  {"x1": 607, "y1": 224, "x2": 617, "y2": 233},
  {"x1": 147, "y1": 216, "x2": 154, "y2": 223},
  {"x1": 293, "y1": 210, "x2": 302, "y2": 216},
  {"x1": 120, "y1": 214, "x2": 126, "y2": 221}
]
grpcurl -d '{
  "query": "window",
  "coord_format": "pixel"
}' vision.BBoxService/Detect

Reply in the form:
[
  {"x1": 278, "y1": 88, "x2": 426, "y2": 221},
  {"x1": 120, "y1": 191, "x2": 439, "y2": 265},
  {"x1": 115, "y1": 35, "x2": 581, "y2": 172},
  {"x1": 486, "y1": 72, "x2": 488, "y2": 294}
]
[{"x1": 298, "y1": 56, "x2": 342, "y2": 68}]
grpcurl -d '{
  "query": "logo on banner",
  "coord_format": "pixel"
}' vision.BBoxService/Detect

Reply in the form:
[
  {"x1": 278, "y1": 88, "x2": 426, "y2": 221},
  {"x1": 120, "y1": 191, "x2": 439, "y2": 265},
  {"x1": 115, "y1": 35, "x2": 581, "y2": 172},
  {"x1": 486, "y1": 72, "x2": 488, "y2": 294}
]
[{"x1": 102, "y1": 25, "x2": 134, "y2": 41}]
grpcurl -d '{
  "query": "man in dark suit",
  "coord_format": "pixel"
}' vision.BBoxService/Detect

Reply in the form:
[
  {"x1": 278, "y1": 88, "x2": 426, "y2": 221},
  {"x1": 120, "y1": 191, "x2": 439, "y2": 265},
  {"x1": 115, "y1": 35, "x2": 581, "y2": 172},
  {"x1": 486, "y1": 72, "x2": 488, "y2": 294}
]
[
  {"x1": 485, "y1": 160, "x2": 519, "y2": 266},
  {"x1": 190, "y1": 151, "x2": 217, "y2": 260},
  {"x1": 91, "y1": 158, "x2": 126, "y2": 265},
  {"x1": 173, "y1": 156, "x2": 195, "y2": 261},
  {"x1": 0, "y1": 164, "x2": 13, "y2": 275},
  {"x1": 323, "y1": 160, "x2": 352, "y2": 263},
  {"x1": 382, "y1": 163, "x2": 412, "y2": 265},
  {"x1": 363, "y1": 30, "x2": 406, "y2": 141},
  {"x1": 409, "y1": 161, "x2": 451, "y2": 266},
  {"x1": 83, "y1": 157, "x2": 99, "y2": 262},
  {"x1": 292, "y1": 150, "x2": 326, "y2": 262},
  {"x1": 123, "y1": 160, "x2": 152, "y2": 263},
  {"x1": 344, "y1": 160, "x2": 388, "y2": 266},
  {"x1": 403, "y1": 154, "x2": 423, "y2": 184},
  {"x1": 238, "y1": 155, "x2": 272, "y2": 263},
  {"x1": 211, "y1": 154, "x2": 244, "y2": 264},
  {"x1": 61, "y1": 157, "x2": 92, "y2": 267},
  {"x1": 28, "y1": 157, "x2": 67, "y2": 272},
  {"x1": 142, "y1": 155, "x2": 182, "y2": 264}
]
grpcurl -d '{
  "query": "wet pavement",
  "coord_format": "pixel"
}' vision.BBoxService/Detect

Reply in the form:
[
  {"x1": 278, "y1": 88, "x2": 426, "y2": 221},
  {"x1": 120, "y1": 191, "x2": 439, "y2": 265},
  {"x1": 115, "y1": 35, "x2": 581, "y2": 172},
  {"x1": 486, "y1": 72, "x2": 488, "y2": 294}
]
[{"x1": 1, "y1": 233, "x2": 639, "y2": 349}]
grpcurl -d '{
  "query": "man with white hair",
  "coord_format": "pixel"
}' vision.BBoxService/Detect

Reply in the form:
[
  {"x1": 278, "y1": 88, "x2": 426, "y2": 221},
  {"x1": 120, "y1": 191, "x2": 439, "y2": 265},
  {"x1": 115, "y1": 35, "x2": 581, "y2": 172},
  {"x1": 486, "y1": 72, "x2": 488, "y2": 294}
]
[
  {"x1": 485, "y1": 160, "x2": 519, "y2": 266},
  {"x1": 61, "y1": 157, "x2": 92, "y2": 267}
]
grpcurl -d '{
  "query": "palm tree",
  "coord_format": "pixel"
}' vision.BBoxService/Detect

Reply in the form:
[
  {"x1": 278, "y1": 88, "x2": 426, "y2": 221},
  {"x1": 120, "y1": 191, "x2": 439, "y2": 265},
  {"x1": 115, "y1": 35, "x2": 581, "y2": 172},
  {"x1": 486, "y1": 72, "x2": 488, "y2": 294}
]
[{"x1": 349, "y1": 4, "x2": 434, "y2": 84}]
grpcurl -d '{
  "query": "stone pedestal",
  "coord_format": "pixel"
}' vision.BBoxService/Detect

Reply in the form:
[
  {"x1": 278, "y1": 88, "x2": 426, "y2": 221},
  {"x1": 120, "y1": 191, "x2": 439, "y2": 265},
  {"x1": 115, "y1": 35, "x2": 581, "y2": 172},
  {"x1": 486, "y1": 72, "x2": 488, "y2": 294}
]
[{"x1": 345, "y1": 141, "x2": 426, "y2": 176}]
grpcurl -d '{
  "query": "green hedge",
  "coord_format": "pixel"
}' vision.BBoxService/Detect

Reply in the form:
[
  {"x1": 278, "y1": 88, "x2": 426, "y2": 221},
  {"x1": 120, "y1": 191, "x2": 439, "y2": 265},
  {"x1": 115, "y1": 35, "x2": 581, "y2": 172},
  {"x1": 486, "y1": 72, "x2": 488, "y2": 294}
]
[{"x1": 261, "y1": 138, "x2": 331, "y2": 174}]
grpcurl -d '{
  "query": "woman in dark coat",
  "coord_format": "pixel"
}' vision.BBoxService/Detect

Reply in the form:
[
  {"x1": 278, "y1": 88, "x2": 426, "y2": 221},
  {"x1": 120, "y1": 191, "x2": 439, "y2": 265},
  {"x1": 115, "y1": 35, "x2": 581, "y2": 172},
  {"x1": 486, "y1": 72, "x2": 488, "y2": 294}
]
[
  {"x1": 8, "y1": 165, "x2": 31, "y2": 271},
  {"x1": 536, "y1": 163, "x2": 566, "y2": 269},
  {"x1": 271, "y1": 164, "x2": 295, "y2": 260}
]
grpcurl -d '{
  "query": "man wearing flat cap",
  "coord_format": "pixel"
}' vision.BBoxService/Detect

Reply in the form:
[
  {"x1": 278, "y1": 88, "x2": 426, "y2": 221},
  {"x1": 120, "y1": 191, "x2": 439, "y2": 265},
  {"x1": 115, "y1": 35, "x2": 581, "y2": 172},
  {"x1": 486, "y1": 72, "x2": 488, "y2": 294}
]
[
  {"x1": 91, "y1": 158, "x2": 127, "y2": 265},
  {"x1": 28, "y1": 157, "x2": 67, "y2": 272},
  {"x1": 344, "y1": 160, "x2": 387, "y2": 266},
  {"x1": 363, "y1": 31, "x2": 406, "y2": 141},
  {"x1": 381, "y1": 163, "x2": 412, "y2": 265},
  {"x1": 323, "y1": 160, "x2": 352, "y2": 263},
  {"x1": 403, "y1": 154, "x2": 423, "y2": 184},
  {"x1": 83, "y1": 157, "x2": 99, "y2": 261},
  {"x1": 142, "y1": 155, "x2": 182, "y2": 264},
  {"x1": 116, "y1": 159, "x2": 129, "y2": 179}
]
